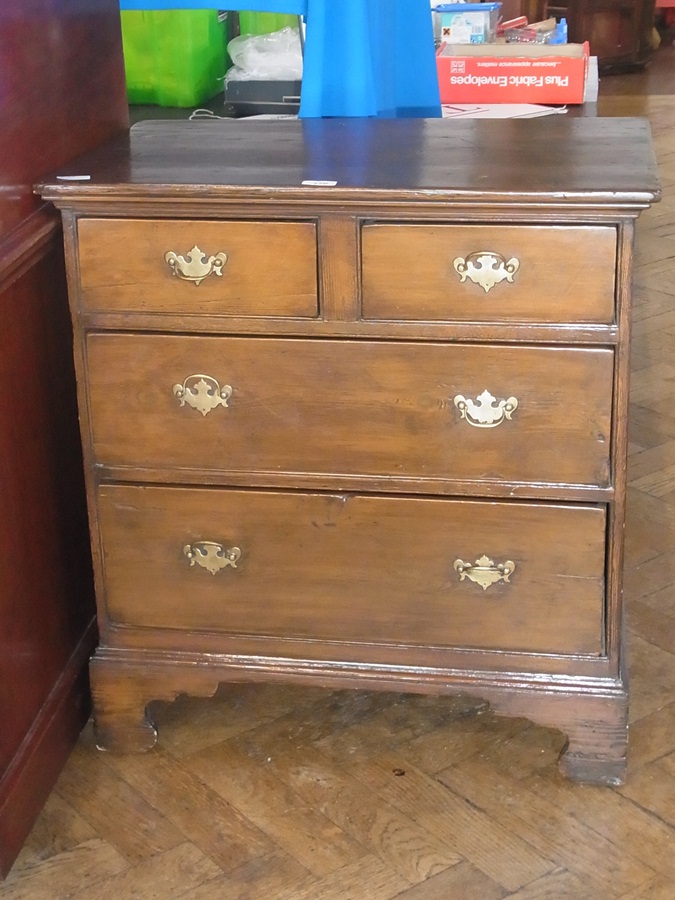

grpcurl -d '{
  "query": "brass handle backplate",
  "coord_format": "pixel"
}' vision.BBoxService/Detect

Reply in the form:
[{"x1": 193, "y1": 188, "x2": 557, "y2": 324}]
[
  {"x1": 183, "y1": 542, "x2": 241, "y2": 575},
  {"x1": 453, "y1": 390, "x2": 518, "y2": 428},
  {"x1": 173, "y1": 375, "x2": 233, "y2": 417},
  {"x1": 453, "y1": 251, "x2": 520, "y2": 293},
  {"x1": 165, "y1": 245, "x2": 228, "y2": 285},
  {"x1": 454, "y1": 555, "x2": 515, "y2": 591}
]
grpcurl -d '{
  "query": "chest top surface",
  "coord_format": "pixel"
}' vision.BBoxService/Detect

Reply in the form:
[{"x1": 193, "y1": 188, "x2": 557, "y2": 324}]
[{"x1": 37, "y1": 117, "x2": 660, "y2": 209}]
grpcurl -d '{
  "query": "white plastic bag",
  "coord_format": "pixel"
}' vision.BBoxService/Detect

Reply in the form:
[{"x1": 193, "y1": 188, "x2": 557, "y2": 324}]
[{"x1": 225, "y1": 27, "x2": 303, "y2": 83}]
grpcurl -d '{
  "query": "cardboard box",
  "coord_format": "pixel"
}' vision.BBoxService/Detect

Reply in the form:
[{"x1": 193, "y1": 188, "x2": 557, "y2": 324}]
[
  {"x1": 435, "y1": 3, "x2": 501, "y2": 44},
  {"x1": 436, "y1": 42, "x2": 589, "y2": 105}
]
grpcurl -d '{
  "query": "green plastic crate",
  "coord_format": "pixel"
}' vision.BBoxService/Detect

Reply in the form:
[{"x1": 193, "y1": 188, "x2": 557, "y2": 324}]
[
  {"x1": 121, "y1": 9, "x2": 230, "y2": 107},
  {"x1": 237, "y1": 11, "x2": 298, "y2": 35}
]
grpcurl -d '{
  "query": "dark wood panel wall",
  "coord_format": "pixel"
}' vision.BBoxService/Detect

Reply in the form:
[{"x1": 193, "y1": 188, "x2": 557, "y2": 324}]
[{"x1": 0, "y1": 0, "x2": 129, "y2": 878}]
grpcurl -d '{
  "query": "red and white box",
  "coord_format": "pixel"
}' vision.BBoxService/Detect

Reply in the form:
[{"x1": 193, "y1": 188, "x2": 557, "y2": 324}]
[{"x1": 436, "y1": 42, "x2": 590, "y2": 105}]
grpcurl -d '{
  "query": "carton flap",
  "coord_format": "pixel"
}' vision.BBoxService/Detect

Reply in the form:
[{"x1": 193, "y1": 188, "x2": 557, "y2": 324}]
[{"x1": 438, "y1": 42, "x2": 588, "y2": 59}]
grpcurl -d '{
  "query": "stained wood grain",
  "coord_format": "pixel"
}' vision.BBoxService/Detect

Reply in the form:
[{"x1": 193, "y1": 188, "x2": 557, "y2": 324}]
[
  {"x1": 77, "y1": 218, "x2": 318, "y2": 317},
  {"x1": 85, "y1": 335, "x2": 615, "y2": 489},
  {"x1": 361, "y1": 223, "x2": 616, "y2": 324},
  {"x1": 95, "y1": 485, "x2": 606, "y2": 655}
]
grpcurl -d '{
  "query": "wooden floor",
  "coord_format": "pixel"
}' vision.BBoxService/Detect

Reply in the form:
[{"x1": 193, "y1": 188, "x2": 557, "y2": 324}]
[{"x1": 4, "y1": 47, "x2": 675, "y2": 900}]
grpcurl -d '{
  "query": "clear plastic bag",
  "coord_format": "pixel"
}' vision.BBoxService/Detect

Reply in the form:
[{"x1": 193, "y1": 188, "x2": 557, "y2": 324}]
[{"x1": 225, "y1": 26, "x2": 303, "y2": 83}]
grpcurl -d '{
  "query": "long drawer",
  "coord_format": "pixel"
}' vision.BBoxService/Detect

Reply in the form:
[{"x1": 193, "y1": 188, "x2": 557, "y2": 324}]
[
  {"x1": 361, "y1": 223, "x2": 617, "y2": 324},
  {"x1": 76, "y1": 218, "x2": 318, "y2": 317},
  {"x1": 97, "y1": 485, "x2": 605, "y2": 656},
  {"x1": 86, "y1": 334, "x2": 613, "y2": 488}
]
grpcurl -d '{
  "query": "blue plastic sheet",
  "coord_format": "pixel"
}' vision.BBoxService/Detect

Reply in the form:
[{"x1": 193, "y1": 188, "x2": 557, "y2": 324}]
[
  {"x1": 300, "y1": 0, "x2": 440, "y2": 118},
  {"x1": 119, "y1": 0, "x2": 441, "y2": 118}
]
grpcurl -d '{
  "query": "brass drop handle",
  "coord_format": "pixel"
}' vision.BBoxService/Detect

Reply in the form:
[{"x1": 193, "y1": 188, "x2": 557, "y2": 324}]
[
  {"x1": 453, "y1": 251, "x2": 520, "y2": 293},
  {"x1": 183, "y1": 542, "x2": 241, "y2": 575},
  {"x1": 454, "y1": 390, "x2": 518, "y2": 428},
  {"x1": 173, "y1": 375, "x2": 233, "y2": 417},
  {"x1": 165, "y1": 245, "x2": 228, "y2": 285},
  {"x1": 454, "y1": 556, "x2": 515, "y2": 591}
]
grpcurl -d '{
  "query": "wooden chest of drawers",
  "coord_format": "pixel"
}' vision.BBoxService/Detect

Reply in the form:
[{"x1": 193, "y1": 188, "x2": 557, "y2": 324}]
[{"x1": 39, "y1": 118, "x2": 659, "y2": 784}]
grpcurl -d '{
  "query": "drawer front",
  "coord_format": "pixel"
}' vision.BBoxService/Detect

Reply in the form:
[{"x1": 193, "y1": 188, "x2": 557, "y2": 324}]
[
  {"x1": 77, "y1": 218, "x2": 318, "y2": 317},
  {"x1": 86, "y1": 334, "x2": 613, "y2": 489},
  {"x1": 97, "y1": 485, "x2": 605, "y2": 656},
  {"x1": 361, "y1": 224, "x2": 616, "y2": 324}
]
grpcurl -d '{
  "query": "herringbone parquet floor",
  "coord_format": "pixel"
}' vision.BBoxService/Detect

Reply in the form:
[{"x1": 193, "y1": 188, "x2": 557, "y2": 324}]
[{"x1": 3, "y1": 48, "x2": 675, "y2": 899}]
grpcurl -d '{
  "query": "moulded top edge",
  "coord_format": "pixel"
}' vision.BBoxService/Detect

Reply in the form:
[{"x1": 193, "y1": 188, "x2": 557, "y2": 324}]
[{"x1": 36, "y1": 182, "x2": 661, "y2": 210}]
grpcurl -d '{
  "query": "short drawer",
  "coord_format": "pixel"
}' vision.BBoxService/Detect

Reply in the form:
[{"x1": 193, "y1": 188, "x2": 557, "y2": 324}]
[
  {"x1": 86, "y1": 334, "x2": 613, "y2": 489},
  {"x1": 76, "y1": 218, "x2": 318, "y2": 317},
  {"x1": 361, "y1": 224, "x2": 616, "y2": 324},
  {"x1": 97, "y1": 485, "x2": 605, "y2": 656}
]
